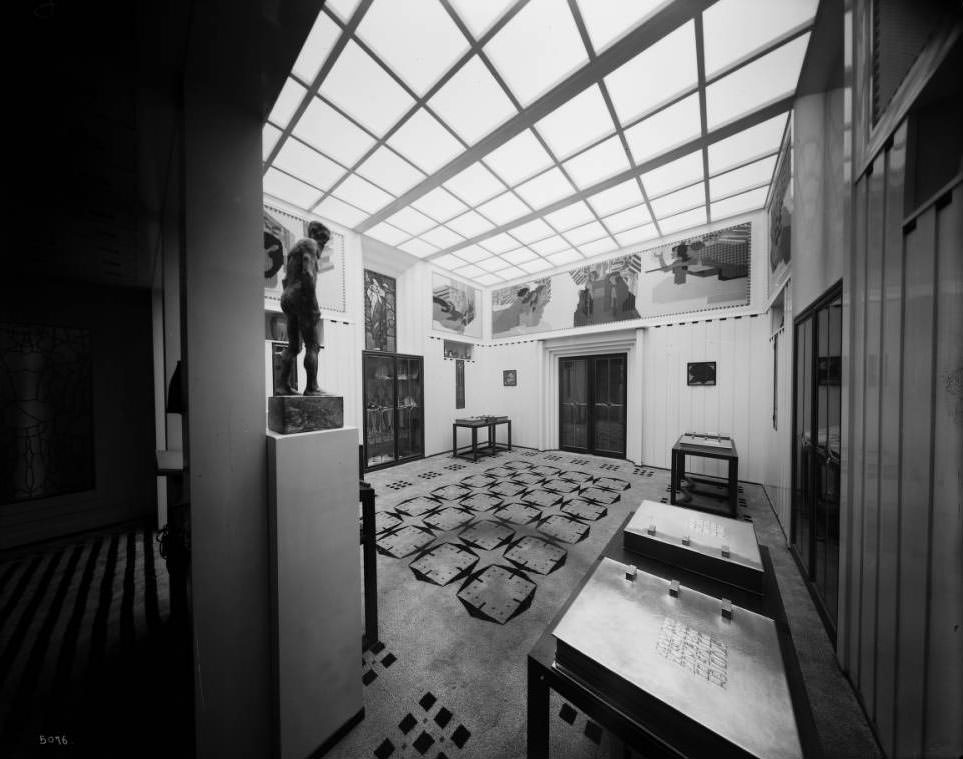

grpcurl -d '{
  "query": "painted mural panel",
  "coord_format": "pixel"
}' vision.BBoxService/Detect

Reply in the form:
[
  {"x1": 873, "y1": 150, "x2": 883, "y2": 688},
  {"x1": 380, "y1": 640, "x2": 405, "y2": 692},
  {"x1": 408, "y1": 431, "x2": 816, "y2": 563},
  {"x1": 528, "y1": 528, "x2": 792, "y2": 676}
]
[
  {"x1": 432, "y1": 274, "x2": 481, "y2": 338},
  {"x1": 768, "y1": 126, "x2": 792, "y2": 296},
  {"x1": 364, "y1": 270, "x2": 396, "y2": 352}
]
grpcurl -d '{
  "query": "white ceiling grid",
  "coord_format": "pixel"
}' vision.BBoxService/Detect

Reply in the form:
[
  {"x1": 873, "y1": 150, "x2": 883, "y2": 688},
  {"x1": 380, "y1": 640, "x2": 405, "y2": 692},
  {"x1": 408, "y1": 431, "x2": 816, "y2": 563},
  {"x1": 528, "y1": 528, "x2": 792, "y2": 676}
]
[{"x1": 264, "y1": 0, "x2": 816, "y2": 286}]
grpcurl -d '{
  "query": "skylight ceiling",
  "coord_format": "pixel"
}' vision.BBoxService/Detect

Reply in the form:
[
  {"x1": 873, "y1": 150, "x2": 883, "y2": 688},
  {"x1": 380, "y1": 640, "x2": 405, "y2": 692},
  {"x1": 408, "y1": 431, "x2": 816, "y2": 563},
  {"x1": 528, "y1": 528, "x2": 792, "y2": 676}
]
[{"x1": 264, "y1": 0, "x2": 815, "y2": 286}]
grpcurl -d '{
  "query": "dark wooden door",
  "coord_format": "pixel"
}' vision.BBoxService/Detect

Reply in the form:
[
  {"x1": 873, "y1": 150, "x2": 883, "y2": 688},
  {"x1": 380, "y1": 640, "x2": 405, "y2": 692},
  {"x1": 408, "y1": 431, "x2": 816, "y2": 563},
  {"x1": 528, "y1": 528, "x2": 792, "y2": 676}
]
[{"x1": 559, "y1": 354, "x2": 626, "y2": 458}]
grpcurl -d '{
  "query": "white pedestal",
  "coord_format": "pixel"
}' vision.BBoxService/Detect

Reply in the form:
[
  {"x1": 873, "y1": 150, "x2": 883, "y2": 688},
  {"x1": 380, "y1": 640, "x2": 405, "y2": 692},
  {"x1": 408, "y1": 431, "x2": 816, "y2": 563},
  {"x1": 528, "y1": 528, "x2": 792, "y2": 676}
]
[{"x1": 267, "y1": 426, "x2": 362, "y2": 759}]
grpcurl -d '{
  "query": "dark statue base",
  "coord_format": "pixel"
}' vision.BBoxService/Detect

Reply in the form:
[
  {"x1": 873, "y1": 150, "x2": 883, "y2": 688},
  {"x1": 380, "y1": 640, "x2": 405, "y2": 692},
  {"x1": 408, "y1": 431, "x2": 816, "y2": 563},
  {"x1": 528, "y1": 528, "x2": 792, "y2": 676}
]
[{"x1": 268, "y1": 395, "x2": 344, "y2": 435}]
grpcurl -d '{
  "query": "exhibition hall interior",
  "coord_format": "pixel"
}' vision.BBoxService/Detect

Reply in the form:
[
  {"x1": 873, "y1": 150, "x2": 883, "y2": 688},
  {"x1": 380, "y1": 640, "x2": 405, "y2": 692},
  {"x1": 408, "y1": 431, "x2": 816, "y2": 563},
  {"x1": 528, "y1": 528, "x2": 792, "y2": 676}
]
[{"x1": 2, "y1": 0, "x2": 961, "y2": 758}]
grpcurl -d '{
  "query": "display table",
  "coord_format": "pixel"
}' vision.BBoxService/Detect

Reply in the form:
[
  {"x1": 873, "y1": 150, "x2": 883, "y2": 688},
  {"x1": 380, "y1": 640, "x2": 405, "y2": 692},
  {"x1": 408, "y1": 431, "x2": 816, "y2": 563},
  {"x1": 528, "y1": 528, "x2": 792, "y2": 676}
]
[
  {"x1": 527, "y1": 512, "x2": 821, "y2": 759},
  {"x1": 670, "y1": 433, "x2": 739, "y2": 516},
  {"x1": 451, "y1": 416, "x2": 512, "y2": 462}
]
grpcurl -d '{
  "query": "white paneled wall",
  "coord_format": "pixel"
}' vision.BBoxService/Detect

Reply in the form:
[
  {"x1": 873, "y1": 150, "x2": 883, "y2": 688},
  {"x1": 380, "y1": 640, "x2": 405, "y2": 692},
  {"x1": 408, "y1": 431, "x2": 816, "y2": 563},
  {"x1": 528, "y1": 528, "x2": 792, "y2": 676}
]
[
  {"x1": 477, "y1": 341, "x2": 542, "y2": 449},
  {"x1": 762, "y1": 301, "x2": 793, "y2": 532}
]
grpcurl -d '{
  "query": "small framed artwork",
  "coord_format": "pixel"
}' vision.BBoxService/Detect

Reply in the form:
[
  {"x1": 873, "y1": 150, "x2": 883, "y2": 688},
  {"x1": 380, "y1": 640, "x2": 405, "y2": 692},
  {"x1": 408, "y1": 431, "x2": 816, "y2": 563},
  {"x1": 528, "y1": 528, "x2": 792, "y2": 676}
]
[
  {"x1": 503, "y1": 370, "x2": 517, "y2": 387},
  {"x1": 687, "y1": 361, "x2": 716, "y2": 386}
]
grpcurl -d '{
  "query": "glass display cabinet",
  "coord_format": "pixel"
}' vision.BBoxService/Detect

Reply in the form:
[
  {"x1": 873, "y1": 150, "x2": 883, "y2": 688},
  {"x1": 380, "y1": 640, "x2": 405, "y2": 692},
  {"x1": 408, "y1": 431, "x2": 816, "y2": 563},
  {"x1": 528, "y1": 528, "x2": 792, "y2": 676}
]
[{"x1": 362, "y1": 351, "x2": 424, "y2": 471}]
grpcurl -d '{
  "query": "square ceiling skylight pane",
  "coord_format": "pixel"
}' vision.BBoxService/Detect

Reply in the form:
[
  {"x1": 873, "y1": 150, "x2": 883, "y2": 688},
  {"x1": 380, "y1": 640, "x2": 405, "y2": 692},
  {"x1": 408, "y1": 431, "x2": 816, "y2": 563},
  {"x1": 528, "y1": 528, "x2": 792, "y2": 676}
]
[
  {"x1": 332, "y1": 173, "x2": 393, "y2": 213},
  {"x1": 587, "y1": 178, "x2": 645, "y2": 217},
  {"x1": 502, "y1": 247, "x2": 538, "y2": 265},
  {"x1": 273, "y1": 140, "x2": 344, "y2": 190},
  {"x1": 357, "y1": 0, "x2": 468, "y2": 95},
  {"x1": 449, "y1": 0, "x2": 515, "y2": 38},
  {"x1": 623, "y1": 93, "x2": 702, "y2": 166},
  {"x1": 433, "y1": 253, "x2": 467, "y2": 269},
  {"x1": 603, "y1": 203, "x2": 652, "y2": 233},
  {"x1": 707, "y1": 113, "x2": 787, "y2": 174},
  {"x1": 576, "y1": 0, "x2": 669, "y2": 53},
  {"x1": 448, "y1": 210, "x2": 494, "y2": 238},
  {"x1": 535, "y1": 84, "x2": 616, "y2": 159},
  {"x1": 356, "y1": 146, "x2": 426, "y2": 195},
  {"x1": 263, "y1": 124, "x2": 282, "y2": 160},
  {"x1": 710, "y1": 155, "x2": 777, "y2": 200},
  {"x1": 399, "y1": 238, "x2": 439, "y2": 258},
  {"x1": 421, "y1": 226, "x2": 465, "y2": 249},
  {"x1": 479, "y1": 232, "x2": 522, "y2": 254},
  {"x1": 578, "y1": 237, "x2": 618, "y2": 257},
  {"x1": 444, "y1": 162, "x2": 506, "y2": 206},
  {"x1": 292, "y1": 12, "x2": 340, "y2": 83},
  {"x1": 477, "y1": 191, "x2": 529, "y2": 225},
  {"x1": 658, "y1": 206, "x2": 707, "y2": 236},
  {"x1": 387, "y1": 108, "x2": 464, "y2": 174},
  {"x1": 565, "y1": 220, "x2": 608, "y2": 245},
  {"x1": 614, "y1": 223, "x2": 658, "y2": 248},
  {"x1": 385, "y1": 206, "x2": 436, "y2": 236},
  {"x1": 605, "y1": 21, "x2": 697, "y2": 125},
  {"x1": 515, "y1": 167, "x2": 575, "y2": 209},
  {"x1": 365, "y1": 222, "x2": 409, "y2": 246},
  {"x1": 545, "y1": 200, "x2": 596, "y2": 231},
  {"x1": 530, "y1": 235, "x2": 570, "y2": 255},
  {"x1": 710, "y1": 186, "x2": 769, "y2": 220},
  {"x1": 484, "y1": 130, "x2": 554, "y2": 186},
  {"x1": 292, "y1": 97, "x2": 376, "y2": 167},
  {"x1": 485, "y1": 0, "x2": 588, "y2": 106},
  {"x1": 317, "y1": 196, "x2": 368, "y2": 228},
  {"x1": 640, "y1": 151, "x2": 704, "y2": 198},
  {"x1": 499, "y1": 264, "x2": 526, "y2": 279},
  {"x1": 326, "y1": 0, "x2": 360, "y2": 22},
  {"x1": 453, "y1": 244, "x2": 491, "y2": 263},
  {"x1": 455, "y1": 263, "x2": 487, "y2": 278},
  {"x1": 477, "y1": 257, "x2": 509, "y2": 273},
  {"x1": 650, "y1": 183, "x2": 705, "y2": 218},
  {"x1": 269, "y1": 78, "x2": 307, "y2": 126},
  {"x1": 510, "y1": 218, "x2": 554, "y2": 244},
  {"x1": 705, "y1": 34, "x2": 810, "y2": 130},
  {"x1": 475, "y1": 272, "x2": 503, "y2": 286},
  {"x1": 430, "y1": 56, "x2": 518, "y2": 145},
  {"x1": 703, "y1": 0, "x2": 818, "y2": 76},
  {"x1": 563, "y1": 135, "x2": 630, "y2": 190},
  {"x1": 320, "y1": 40, "x2": 416, "y2": 136},
  {"x1": 547, "y1": 249, "x2": 583, "y2": 266},
  {"x1": 264, "y1": 168, "x2": 322, "y2": 209},
  {"x1": 519, "y1": 258, "x2": 553, "y2": 274},
  {"x1": 411, "y1": 187, "x2": 468, "y2": 222}
]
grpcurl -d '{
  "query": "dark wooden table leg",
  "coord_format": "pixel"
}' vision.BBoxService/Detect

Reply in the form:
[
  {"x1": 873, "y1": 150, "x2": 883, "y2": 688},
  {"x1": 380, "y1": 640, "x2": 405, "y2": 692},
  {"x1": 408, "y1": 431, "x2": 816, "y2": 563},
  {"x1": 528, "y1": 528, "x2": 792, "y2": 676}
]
[
  {"x1": 527, "y1": 657, "x2": 549, "y2": 759},
  {"x1": 508, "y1": 421, "x2": 512, "y2": 451},
  {"x1": 360, "y1": 485, "x2": 378, "y2": 648},
  {"x1": 488, "y1": 423, "x2": 495, "y2": 452},
  {"x1": 729, "y1": 457, "x2": 738, "y2": 516},
  {"x1": 472, "y1": 426, "x2": 478, "y2": 462},
  {"x1": 669, "y1": 450, "x2": 678, "y2": 505},
  {"x1": 452, "y1": 423, "x2": 457, "y2": 458}
]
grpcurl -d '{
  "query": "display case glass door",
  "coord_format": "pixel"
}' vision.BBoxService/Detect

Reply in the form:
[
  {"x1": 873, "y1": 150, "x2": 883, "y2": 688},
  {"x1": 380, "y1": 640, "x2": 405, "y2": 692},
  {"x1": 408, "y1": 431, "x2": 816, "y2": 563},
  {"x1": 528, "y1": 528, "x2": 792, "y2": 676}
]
[
  {"x1": 559, "y1": 354, "x2": 626, "y2": 458},
  {"x1": 363, "y1": 352, "x2": 424, "y2": 470}
]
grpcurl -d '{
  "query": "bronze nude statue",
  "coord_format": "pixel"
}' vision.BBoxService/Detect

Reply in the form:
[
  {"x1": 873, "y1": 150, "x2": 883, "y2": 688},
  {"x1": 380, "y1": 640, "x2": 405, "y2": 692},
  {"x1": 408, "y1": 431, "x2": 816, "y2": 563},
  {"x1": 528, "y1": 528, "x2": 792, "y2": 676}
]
[{"x1": 277, "y1": 220, "x2": 331, "y2": 396}]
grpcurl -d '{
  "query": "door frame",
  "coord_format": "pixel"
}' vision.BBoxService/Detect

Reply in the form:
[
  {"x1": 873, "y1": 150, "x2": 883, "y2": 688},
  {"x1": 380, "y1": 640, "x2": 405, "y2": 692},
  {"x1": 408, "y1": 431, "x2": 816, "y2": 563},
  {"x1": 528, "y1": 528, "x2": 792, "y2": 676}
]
[{"x1": 557, "y1": 353, "x2": 628, "y2": 459}]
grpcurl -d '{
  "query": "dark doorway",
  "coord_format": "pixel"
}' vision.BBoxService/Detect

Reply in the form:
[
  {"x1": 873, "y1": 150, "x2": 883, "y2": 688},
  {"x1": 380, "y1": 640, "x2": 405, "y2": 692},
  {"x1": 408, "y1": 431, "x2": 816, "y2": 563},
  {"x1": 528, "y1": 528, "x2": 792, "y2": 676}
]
[{"x1": 559, "y1": 354, "x2": 627, "y2": 458}]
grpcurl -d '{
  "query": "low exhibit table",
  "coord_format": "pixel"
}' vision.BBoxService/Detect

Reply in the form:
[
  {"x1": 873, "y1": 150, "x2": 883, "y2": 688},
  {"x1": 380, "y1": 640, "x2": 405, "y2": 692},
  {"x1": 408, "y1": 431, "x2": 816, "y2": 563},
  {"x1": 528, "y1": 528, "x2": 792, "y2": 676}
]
[
  {"x1": 623, "y1": 500, "x2": 764, "y2": 594},
  {"x1": 451, "y1": 415, "x2": 512, "y2": 462},
  {"x1": 670, "y1": 432, "x2": 739, "y2": 517}
]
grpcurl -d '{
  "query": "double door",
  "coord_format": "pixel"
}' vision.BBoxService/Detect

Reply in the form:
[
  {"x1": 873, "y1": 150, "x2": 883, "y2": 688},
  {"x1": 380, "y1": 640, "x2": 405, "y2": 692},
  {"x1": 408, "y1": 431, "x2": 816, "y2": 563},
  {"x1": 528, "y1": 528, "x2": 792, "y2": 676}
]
[
  {"x1": 559, "y1": 354, "x2": 627, "y2": 458},
  {"x1": 362, "y1": 352, "x2": 424, "y2": 471}
]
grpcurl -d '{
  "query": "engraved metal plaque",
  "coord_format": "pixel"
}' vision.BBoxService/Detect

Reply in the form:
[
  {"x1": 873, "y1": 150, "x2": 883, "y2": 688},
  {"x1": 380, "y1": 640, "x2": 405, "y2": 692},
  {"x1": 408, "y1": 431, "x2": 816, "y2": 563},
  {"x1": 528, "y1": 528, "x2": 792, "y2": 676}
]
[{"x1": 553, "y1": 558, "x2": 802, "y2": 759}]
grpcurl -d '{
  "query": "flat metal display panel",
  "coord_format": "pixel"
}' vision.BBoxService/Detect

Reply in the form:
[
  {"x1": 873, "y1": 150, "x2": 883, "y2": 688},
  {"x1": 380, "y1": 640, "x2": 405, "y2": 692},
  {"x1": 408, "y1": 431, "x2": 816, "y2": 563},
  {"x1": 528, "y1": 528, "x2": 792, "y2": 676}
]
[
  {"x1": 679, "y1": 433, "x2": 733, "y2": 449},
  {"x1": 624, "y1": 500, "x2": 763, "y2": 593},
  {"x1": 553, "y1": 558, "x2": 802, "y2": 759}
]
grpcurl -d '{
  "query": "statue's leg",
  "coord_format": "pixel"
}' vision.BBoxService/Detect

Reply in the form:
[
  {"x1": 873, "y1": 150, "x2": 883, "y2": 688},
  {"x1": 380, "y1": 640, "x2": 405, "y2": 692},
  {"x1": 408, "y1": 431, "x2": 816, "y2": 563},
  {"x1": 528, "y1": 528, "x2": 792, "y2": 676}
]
[
  {"x1": 303, "y1": 317, "x2": 323, "y2": 395},
  {"x1": 278, "y1": 316, "x2": 301, "y2": 395}
]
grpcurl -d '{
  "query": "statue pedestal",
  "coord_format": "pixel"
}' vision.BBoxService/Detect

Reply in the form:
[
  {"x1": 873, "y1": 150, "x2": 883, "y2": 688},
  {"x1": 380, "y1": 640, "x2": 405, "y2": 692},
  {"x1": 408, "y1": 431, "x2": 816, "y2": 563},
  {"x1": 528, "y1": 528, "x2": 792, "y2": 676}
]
[{"x1": 268, "y1": 394, "x2": 343, "y2": 434}]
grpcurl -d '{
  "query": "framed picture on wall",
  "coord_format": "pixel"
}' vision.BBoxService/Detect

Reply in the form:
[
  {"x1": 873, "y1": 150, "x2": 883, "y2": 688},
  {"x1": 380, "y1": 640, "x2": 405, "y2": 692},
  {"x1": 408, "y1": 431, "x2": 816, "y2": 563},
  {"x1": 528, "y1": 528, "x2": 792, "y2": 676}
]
[
  {"x1": 503, "y1": 370, "x2": 517, "y2": 386},
  {"x1": 687, "y1": 362, "x2": 716, "y2": 386}
]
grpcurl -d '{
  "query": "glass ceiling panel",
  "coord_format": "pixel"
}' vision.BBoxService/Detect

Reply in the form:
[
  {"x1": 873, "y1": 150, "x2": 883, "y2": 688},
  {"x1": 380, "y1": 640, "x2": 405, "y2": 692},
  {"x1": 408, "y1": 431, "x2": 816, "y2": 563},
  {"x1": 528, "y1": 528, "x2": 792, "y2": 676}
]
[
  {"x1": 477, "y1": 191, "x2": 530, "y2": 225},
  {"x1": 356, "y1": 0, "x2": 469, "y2": 96},
  {"x1": 614, "y1": 223, "x2": 658, "y2": 248},
  {"x1": 444, "y1": 162, "x2": 506, "y2": 206},
  {"x1": 544, "y1": 200, "x2": 596, "y2": 231},
  {"x1": 386, "y1": 206, "x2": 436, "y2": 236},
  {"x1": 623, "y1": 93, "x2": 702, "y2": 166},
  {"x1": 432, "y1": 253, "x2": 465, "y2": 269},
  {"x1": 587, "y1": 178, "x2": 645, "y2": 217},
  {"x1": 530, "y1": 235, "x2": 570, "y2": 255},
  {"x1": 534, "y1": 84, "x2": 616, "y2": 160},
  {"x1": 421, "y1": 226, "x2": 465, "y2": 249},
  {"x1": 650, "y1": 183, "x2": 705, "y2": 218},
  {"x1": 707, "y1": 113, "x2": 787, "y2": 174},
  {"x1": 484, "y1": 0, "x2": 587, "y2": 106},
  {"x1": 498, "y1": 264, "x2": 527, "y2": 279},
  {"x1": 639, "y1": 150, "x2": 704, "y2": 198},
  {"x1": 292, "y1": 12, "x2": 340, "y2": 83},
  {"x1": 603, "y1": 203, "x2": 652, "y2": 233},
  {"x1": 365, "y1": 222, "x2": 409, "y2": 246},
  {"x1": 565, "y1": 220, "x2": 608, "y2": 245},
  {"x1": 519, "y1": 258, "x2": 554, "y2": 274},
  {"x1": 503, "y1": 248, "x2": 539, "y2": 264},
  {"x1": 292, "y1": 97, "x2": 377, "y2": 167},
  {"x1": 264, "y1": 167, "x2": 323, "y2": 209},
  {"x1": 578, "y1": 237, "x2": 618, "y2": 257},
  {"x1": 356, "y1": 145, "x2": 426, "y2": 195},
  {"x1": 511, "y1": 218, "x2": 554, "y2": 244},
  {"x1": 333, "y1": 173, "x2": 394, "y2": 213},
  {"x1": 658, "y1": 206, "x2": 707, "y2": 235},
  {"x1": 576, "y1": 0, "x2": 671, "y2": 54},
  {"x1": 547, "y1": 249, "x2": 583, "y2": 265},
  {"x1": 562, "y1": 135, "x2": 630, "y2": 190},
  {"x1": 320, "y1": 40, "x2": 416, "y2": 136},
  {"x1": 476, "y1": 272, "x2": 503, "y2": 286},
  {"x1": 448, "y1": 210, "x2": 495, "y2": 238},
  {"x1": 479, "y1": 232, "x2": 523, "y2": 254},
  {"x1": 476, "y1": 257, "x2": 509, "y2": 273},
  {"x1": 399, "y1": 238, "x2": 439, "y2": 258},
  {"x1": 455, "y1": 263, "x2": 487, "y2": 278},
  {"x1": 273, "y1": 140, "x2": 344, "y2": 191},
  {"x1": 317, "y1": 195, "x2": 369, "y2": 228},
  {"x1": 709, "y1": 155, "x2": 777, "y2": 200},
  {"x1": 605, "y1": 21, "x2": 697, "y2": 126},
  {"x1": 453, "y1": 244, "x2": 491, "y2": 262},
  {"x1": 269, "y1": 78, "x2": 307, "y2": 126},
  {"x1": 703, "y1": 0, "x2": 818, "y2": 77},
  {"x1": 325, "y1": 0, "x2": 361, "y2": 23},
  {"x1": 448, "y1": 0, "x2": 515, "y2": 39},
  {"x1": 411, "y1": 187, "x2": 468, "y2": 222},
  {"x1": 429, "y1": 56, "x2": 518, "y2": 145},
  {"x1": 515, "y1": 167, "x2": 576, "y2": 209},
  {"x1": 484, "y1": 129, "x2": 554, "y2": 186},
  {"x1": 710, "y1": 186, "x2": 768, "y2": 221},
  {"x1": 263, "y1": 124, "x2": 282, "y2": 160},
  {"x1": 387, "y1": 108, "x2": 464, "y2": 174},
  {"x1": 705, "y1": 34, "x2": 810, "y2": 130}
]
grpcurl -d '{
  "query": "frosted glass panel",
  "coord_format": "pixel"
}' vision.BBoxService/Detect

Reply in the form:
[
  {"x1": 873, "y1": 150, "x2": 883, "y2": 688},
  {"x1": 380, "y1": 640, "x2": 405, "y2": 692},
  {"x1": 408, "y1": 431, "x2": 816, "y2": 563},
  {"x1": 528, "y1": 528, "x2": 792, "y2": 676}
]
[
  {"x1": 262, "y1": 124, "x2": 282, "y2": 160},
  {"x1": 421, "y1": 226, "x2": 465, "y2": 249},
  {"x1": 530, "y1": 235, "x2": 570, "y2": 255},
  {"x1": 614, "y1": 223, "x2": 658, "y2": 247},
  {"x1": 411, "y1": 187, "x2": 468, "y2": 222},
  {"x1": 519, "y1": 258, "x2": 553, "y2": 274},
  {"x1": 477, "y1": 191, "x2": 530, "y2": 224},
  {"x1": 511, "y1": 218, "x2": 554, "y2": 244},
  {"x1": 563, "y1": 135, "x2": 630, "y2": 190},
  {"x1": 623, "y1": 93, "x2": 702, "y2": 165},
  {"x1": 650, "y1": 183, "x2": 705, "y2": 217},
  {"x1": 503, "y1": 247, "x2": 538, "y2": 264},
  {"x1": 484, "y1": 129, "x2": 554, "y2": 185},
  {"x1": 448, "y1": 210, "x2": 494, "y2": 238},
  {"x1": 587, "y1": 178, "x2": 645, "y2": 216},
  {"x1": 444, "y1": 162, "x2": 506, "y2": 205},
  {"x1": 293, "y1": 97, "x2": 377, "y2": 167},
  {"x1": 576, "y1": 0, "x2": 670, "y2": 53},
  {"x1": 356, "y1": 146, "x2": 426, "y2": 195},
  {"x1": 547, "y1": 249, "x2": 583, "y2": 265},
  {"x1": 292, "y1": 12, "x2": 341, "y2": 83},
  {"x1": 387, "y1": 108, "x2": 463, "y2": 173},
  {"x1": 565, "y1": 220, "x2": 607, "y2": 245},
  {"x1": 603, "y1": 204, "x2": 652, "y2": 233},
  {"x1": 453, "y1": 245, "x2": 490, "y2": 262},
  {"x1": 709, "y1": 155, "x2": 777, "y2": 199},
  {"x1": 264, "y1": 168, "x2": 323, "y2": 209},
  {"x1": 317, "y1": 195, "x2": 368, "y2": 227},
  {"x1": 479, "y1": 233, "x2": 523, "y2": 253},
  {"x1": 710, "y1": 186, "x2": 768, "y2": 220},
  {"x1": 535, "y1": 84, "x2": 615, "y2": 159},
  {"x1": 658, "y1": 206, "x2": 707, "y2": 234},
  {"x1": 706, "y1": 113, "x2": 787, "y2": 173},
  {"x1": 386, "y1": 206, "x2": 436, "y2": 235},
  {"x1": 269, "y1": 78, "x2": 307, "y2": 126},
  {"x1": 449, "y1": 0, "x2": 516, "y2": 39},
  {"x1": 515, "y1": 167, "x2": 575, "y2": 209},
  {"x1": 578, "y1": 237, "x2": 617, "y2": 257},
  {"x1": 334, "y1": 173, "x2": 393, "y2": 213},
  {"x1": 365, "y1": 222, "x2": 408, "y2": 246},
  {"x1": 429, "y1": 56, "x2": 518, "y2": 144},
  {"x1": 273, "y1": 140, "x2": 344, "y2": 191},
  {"x1": 399, "y1": 238, "x2": 438, "y2": 257},
  {"x1": 639, "y1": 150, "x2": 704, "y2": 197},
  {"x1": 545, "y1": 200, "x2": 597, "y2": 231}
]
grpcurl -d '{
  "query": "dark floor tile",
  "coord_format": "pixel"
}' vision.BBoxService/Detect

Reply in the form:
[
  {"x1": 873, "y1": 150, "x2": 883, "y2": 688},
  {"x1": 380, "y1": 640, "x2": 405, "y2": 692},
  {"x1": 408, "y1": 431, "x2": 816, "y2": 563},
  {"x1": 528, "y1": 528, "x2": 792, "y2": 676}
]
[
  {"x1": 584, "y1": 720, "x2": 602, "y2": 744},
  {"x1": 419, "y1": 692, "x2": 437, "y2": 711},
  {"x1": 399, "y1": 713, "x2": 417, "y2": 735},
  {"x1": 362, "y1": 669, "x2": 378, "y2": 686},
  {"x1": 434, "y1": 706, "x2": 452, "y2": 729},
  {"x1": 451, "y1": 725, "x2": 471, "y2": 749},
  {"x1": 413, "y1": 731, "x2": 435, "y2": 755},
  {"x1": 374, "y1": 738, "x2": 395, "y2": 758},
  {"x1": 381, "y1": 652, "x2": 396, "y2": 668},
  {"x1": 559, "y1": 703, "x2": 577, "y2": 725}
]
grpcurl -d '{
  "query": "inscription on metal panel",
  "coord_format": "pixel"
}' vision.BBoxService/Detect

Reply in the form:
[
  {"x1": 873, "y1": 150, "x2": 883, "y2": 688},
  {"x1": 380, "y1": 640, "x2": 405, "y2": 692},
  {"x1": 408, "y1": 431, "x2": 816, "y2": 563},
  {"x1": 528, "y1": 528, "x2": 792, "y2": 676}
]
[
  {"x1": 687, "y1": 517, "x2": 728, "y2": 539},
  {"x1": 655, "y1": 617, "x2": 728, "y2": 688}
]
